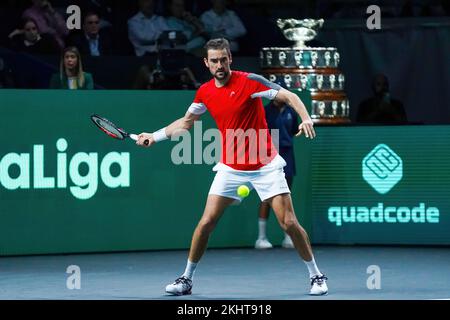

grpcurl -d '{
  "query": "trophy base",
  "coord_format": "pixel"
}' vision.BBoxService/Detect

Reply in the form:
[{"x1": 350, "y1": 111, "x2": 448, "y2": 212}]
[{"x1": 312, "y1": 118, "x2": 351, "y2": 125}]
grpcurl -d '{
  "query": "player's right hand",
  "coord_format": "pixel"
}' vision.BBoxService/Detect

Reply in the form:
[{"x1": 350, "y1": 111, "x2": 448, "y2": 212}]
[
  {"x1": 296, "y1": 119, "x2": 316, "y2": 139},
  {"x1": 136, "y1": 132, "x2": 155, "y2": 148}
]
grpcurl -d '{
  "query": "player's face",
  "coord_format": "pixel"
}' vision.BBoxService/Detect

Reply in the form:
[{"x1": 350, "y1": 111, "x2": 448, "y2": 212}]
[{"x1": 204, "y1": 49, "x2": 232, "y2": 81}]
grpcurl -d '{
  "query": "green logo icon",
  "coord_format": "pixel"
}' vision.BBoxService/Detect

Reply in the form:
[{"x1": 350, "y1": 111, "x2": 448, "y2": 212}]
[{"x1": 363, "y1": 144, "x2": 402, "y2": 194}]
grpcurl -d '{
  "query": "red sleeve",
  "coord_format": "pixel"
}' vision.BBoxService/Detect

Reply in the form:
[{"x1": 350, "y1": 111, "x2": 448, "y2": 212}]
[
  {"x1": 193, "y1": 86, "x2": 204, "y2": 104},
  {"x1": 188, "y1": 86, "x2": 207, "y2": 115}
]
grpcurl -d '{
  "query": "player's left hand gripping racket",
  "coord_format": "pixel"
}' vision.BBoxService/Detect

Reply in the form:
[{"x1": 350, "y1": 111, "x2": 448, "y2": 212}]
[{"x1": 90, "y1": 114, "x2": 149, "y2": 145}]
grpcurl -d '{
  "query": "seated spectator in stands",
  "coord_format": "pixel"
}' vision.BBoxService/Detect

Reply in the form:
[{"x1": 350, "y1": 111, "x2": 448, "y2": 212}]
[
  {"x1": 132, "y1": 65, "x2": 154, "y2": 89},
  {"x1": 166, "y1": 0, "x2": 207, "y2": 55},
  {"x1": 200, "y1": 0, "x2": 246, "y2": 52},
  {"x1": 49, "y1": 46, "x2": 94, "y2": 89},
  {"x1": 132, "y1": 65, "x2": 199, "y2": 90},
  {"x1": 178, "y1": 67, "x2": 201, "y2": 89},
  {"x1": 22, "y1": 0, "x2": 68, "y2": 49},
  {"x1": 128, "y1": 0, "x2": 169, "y2": 56},
  {"x1": 132, "y1": 65, "x2": 167, "y2": 89},
  {"x1": 8, "y1": 18, "x2": 59, "y2": 54},
  {"x1": 357, "y1": 74, "x2": 407, "y2": 124},
  {"x1": 66, "y1": 12, "x2": 113, "y2": 56},
  {"x1": 78, "y1": 0, "x2": 114, "y2": 29}
]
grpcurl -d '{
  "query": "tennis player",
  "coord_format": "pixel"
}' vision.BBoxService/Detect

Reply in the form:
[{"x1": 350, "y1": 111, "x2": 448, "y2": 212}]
[{"x1": 136, "y1": 38, "x2": 328, "y2": 296}]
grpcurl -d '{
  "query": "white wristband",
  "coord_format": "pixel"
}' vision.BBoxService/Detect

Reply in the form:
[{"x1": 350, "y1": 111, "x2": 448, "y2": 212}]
[{"x1": 152, "y1": 127, "x2": 168, "y2": 142}]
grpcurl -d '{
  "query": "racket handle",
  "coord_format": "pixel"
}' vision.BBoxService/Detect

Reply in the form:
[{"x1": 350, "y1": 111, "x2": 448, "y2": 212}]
[{"x1": 129, "y1": 134, "x2": 149, "y2": 146}]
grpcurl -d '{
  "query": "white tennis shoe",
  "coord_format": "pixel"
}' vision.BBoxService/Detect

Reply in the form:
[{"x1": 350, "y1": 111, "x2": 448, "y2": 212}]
[
  {"x1": 281, "y1": 236, "x2": 295, "y2": 248},
  {"x1": 310, "y1": 274, "x2": 328, "y2": 295},
  {"x1": 165, "y1": 276, "x2": 193, "y2": 295},
  {"x1": 255, "y1": 238, "x2": 273, "y2": 249}
]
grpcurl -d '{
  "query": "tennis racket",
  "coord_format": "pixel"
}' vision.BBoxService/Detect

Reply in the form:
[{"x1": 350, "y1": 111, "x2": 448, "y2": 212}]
[{"x1": 90, "y1": 114, "x2": 149, "y2": 145}]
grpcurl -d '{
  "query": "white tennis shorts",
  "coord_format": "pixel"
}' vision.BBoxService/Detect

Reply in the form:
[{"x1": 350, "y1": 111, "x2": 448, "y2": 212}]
[{"x1": 208, "y1": 154, "x2": 290, "y2": 203}]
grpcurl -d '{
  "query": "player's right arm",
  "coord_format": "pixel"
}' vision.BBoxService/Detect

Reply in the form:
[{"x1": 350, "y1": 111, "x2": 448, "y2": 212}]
[
  {"x1": 136, "y1": 91, "x2": 207, "y2": 148},
  {"x1": 136, "y1": 111, "x2": 201, "y2": 147}
]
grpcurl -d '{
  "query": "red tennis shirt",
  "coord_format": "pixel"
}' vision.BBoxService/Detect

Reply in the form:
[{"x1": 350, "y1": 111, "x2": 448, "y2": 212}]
[{"x1": 188, "y1": 70, "x2": 281, "y2": 171}]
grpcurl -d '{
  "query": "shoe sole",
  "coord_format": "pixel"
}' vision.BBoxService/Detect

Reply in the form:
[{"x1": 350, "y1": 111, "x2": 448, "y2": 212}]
[
  {"x1": 309, "y1": 291, "x2": 328, "y2": 296},
  {"x1": 166, "y1": 289, "x2": 192, "y2": 296}
]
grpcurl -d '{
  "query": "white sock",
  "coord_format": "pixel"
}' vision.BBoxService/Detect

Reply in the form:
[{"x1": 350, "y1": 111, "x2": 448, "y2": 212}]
[
  {"x1": 303, "y1": 257, "x2": 322, "y2": 278},
  {"x1": 182, "y1": 260, "x2": 197, "y2": 279},
  {"x1": 258, "y1": 218, "x2": 267, "y2": 239}
]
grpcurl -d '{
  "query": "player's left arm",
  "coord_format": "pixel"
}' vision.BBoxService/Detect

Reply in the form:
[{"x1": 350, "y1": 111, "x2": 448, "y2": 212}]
[{"x1": 274, "y1": 88, "x2": 316, "y2": 139}]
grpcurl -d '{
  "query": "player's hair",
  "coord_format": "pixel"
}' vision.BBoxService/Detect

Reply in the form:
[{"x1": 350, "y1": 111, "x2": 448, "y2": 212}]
[
  {"x1": 60, "y1": 46, "x2": 85, "y2": 87},
  {"x1": 204, "y1": 38, "x2": 231, "y2": 58}
]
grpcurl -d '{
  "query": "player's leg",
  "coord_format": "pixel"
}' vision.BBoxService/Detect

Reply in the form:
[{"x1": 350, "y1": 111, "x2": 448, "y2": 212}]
[
  {"x1": 165, "y1": 194, "x2": 234, "y2": 295},
  {"x1": 267, "y1": 193, "x2": 328, "y2": 295},
  {"x1": 281, "y1": 176, "x2": 295, "y2": 248},
  {"x1": 267, "y1": 193, "x2": 313, "y2": 260},
  {"x1": 255, "y1": 201, "x2": 273, "y2": 249},
  {"x1": 188, "y1": 194, "x2": 236, "y2": 262},
  {"x1": 250, "y1": 156, "x2": 327, "y2": 295},
  {"x1": 166, "y1": 168, "x2": 242, "y2": 295}
]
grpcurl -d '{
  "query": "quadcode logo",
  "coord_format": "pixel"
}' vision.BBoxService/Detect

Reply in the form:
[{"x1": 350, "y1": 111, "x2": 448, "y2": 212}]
[{"x1": 362, "y1": 144, "x2": 402, "y2": 194}]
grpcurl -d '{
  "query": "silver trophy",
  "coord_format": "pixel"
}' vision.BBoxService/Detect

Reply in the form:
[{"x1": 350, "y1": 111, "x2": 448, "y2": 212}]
[
  {"x1": 324, "y1": 51, "x2": 331, "y2": 67},
  {"x1": 334, "y1": 52, "x2": 340, "y2": 66},
  {"x1": 294, "y1": 51, "x2": 302, "y2": 67},
  {"x1": 277, "y1": 18, "x2": 324, "y2": 48},
  {"x1": 341, "y1": 101, "x2": 347, "y2": 115},
  {"x1": 332, "y1": 101, "x2": 338, "y2": 116},
  {"x1": 311, "y1": 51, "x2": 318, "y2": 67},
  {"x1": 300, "y1": 74, "x2": 308, "y2": 89},
  {"x1": 284, "y1": 74, "x2": 292, "y2": 88},
  {"x1": 318, "y1": 101, "x2": 326, "y2": 116},
  {"x1": 338, "y1": 74, "x2": 345, "y2": 90},
  {"x1": 329, "y1": 74, "x2": 336, "y2": 89},
  {"x1": 316, "y1": 74, "x2": 324, "y2": 90},
  {"x1": 279, "y1": 51, "x2": 287, "y2": 67},
  {"x1": 266, "y1": 51, "x2": 273, "y2": 66}
]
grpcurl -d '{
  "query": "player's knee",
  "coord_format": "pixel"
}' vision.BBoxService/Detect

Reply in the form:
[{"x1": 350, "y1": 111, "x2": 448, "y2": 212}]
[
  {"x1": 282, "y1": 216, "x2": 298, "y2": 232},
  {"x1": 197, "y1": 218, "x2": 217, "y2": 234}
]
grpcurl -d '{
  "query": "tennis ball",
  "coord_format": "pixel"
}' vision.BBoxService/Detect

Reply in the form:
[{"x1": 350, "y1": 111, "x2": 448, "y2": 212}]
[{"x1": 237, "y1": 185, "x2": 250, "y2": 198}]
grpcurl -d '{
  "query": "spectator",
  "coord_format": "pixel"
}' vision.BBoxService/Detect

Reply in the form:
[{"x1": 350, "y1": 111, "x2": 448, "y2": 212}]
[
  {"x1": 128, "y1": 0, "x2": 169, "y2": 56},
  {"x1": 200, "y1": 0, "x2": 246, "y2": 52},
  {"x1": 66, "y1": 12, "x2": 113, "y2": 56},
  {"x1": 8, "y1": 18, "x2": 59, "y2": 54},
  {"x1": 178, "y1": 67, "x2": 201, "y2": 89},
  {"x1": 22, "y1": 0, "x2": 68, "y2": 49},
  {"x1": 166, "y1": 0, "x2": 207, "y2": 55},
  {"x1": 132, "y1": 64, "x2": 199, "y2": 90},
  {"x1": 78, "y1": 0, "x2": 114, "y2": 29},
  {"x1": 357, "y1": 74, "x2": 407, "y2": 124},
  {"x1": 49, "y1": 46, "x2": 94, "y2": 89},
  {"x1": 132, "y1": 65, "x2": 155, "y2": 89}
]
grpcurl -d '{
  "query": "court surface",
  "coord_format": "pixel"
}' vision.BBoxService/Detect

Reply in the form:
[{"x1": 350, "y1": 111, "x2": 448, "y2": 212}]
[{"x1": 0, "y1": 246, "x2": 449, "y2": 300}]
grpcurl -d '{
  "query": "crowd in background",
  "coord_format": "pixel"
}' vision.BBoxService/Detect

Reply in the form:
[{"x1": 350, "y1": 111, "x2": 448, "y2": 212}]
[{"x1": 0, "y1": 0, "x2": 448, "y2": 125}]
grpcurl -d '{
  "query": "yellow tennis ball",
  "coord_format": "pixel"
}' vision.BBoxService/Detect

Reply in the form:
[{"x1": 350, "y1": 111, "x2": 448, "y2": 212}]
[{"x1": 237, "y1": 185, "x2": 250, "y2": 198}]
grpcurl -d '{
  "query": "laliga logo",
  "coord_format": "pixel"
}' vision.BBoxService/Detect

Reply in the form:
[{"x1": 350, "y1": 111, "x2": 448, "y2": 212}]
[{"x1": 0, "y1": 138, "x2": 130, "y2": 200}]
